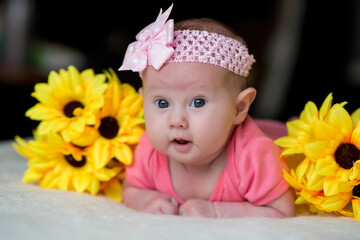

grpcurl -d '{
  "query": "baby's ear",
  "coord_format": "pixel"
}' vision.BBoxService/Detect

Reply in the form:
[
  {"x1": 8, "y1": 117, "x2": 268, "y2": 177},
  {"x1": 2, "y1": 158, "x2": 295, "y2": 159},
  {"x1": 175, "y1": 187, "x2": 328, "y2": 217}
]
[
  {"x1": 234, "y1": 87, "x2": 257, "y2": 125},
  {"x1": 139, "y1": 87, "x2": 144, "y2": 97}
]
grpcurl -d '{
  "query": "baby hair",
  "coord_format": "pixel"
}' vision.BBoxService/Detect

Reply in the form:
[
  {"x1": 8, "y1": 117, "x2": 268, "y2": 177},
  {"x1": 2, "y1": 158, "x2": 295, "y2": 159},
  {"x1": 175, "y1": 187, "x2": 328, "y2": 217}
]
[{"x1": 174, "y1": 18, "x2": 247, "y2": 46}]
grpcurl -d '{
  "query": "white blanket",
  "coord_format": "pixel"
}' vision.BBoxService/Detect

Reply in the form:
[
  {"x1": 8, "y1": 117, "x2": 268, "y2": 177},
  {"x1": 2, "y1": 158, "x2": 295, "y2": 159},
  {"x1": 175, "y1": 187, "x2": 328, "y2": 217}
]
[{"x1": 1, "y1": 140, "x2": 359, "y2": 240}]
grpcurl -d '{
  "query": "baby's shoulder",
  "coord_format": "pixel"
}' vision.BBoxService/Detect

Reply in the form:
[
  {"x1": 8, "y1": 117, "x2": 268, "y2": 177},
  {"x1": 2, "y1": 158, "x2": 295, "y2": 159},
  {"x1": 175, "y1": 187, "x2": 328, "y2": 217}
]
[
  {"x1": 232, "y1": 117, "x2": 275, "y2": 148},
  {"x1": 134, "y1": 132, "x2": 158, "y2": 163},
  {"x1": 230, "y1": 118, "x2": 281, "y2": 166}
]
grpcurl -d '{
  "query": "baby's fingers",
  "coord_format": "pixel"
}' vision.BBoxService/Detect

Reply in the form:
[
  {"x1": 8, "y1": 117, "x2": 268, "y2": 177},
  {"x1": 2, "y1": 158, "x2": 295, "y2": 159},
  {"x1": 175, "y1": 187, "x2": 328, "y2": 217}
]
[
  {"x1": 160, "y1": 197, "x2": 178, "y2": 215},
  {"x1": 178, "y1": 199, "x2": 216, "y2": 218},
  {"x1": 143, "y1": 195, "x2": 178, "y2": 215}
]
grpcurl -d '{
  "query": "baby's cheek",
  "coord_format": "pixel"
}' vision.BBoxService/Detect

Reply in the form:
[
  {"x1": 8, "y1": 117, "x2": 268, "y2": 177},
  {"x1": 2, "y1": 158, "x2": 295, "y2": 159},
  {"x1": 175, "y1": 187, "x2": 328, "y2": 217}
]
[
  {"x1": 147, "y1": 130, "x2": 168, "y2": 153},
  {"x1": 199, "y1": 122, "x2": 232, "y2": 148}
]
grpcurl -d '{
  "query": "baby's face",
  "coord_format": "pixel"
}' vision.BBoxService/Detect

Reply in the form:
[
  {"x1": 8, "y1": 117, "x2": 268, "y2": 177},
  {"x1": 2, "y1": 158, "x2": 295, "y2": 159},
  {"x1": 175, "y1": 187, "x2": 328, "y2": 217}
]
[{"x1": 141, "y1": 63, "x2": 239, "y2": 166}]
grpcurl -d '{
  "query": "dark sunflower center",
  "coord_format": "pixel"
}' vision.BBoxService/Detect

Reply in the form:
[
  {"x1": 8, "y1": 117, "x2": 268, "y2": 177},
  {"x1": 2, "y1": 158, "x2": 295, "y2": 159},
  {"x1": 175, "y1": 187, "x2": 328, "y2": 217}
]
[
  {"x1": 64, "y1": 154, "x2": 86, "y2": 168},
  {"x1": 63, "y1": 101, "x2": 84, "y2": 118},
  {"x1": 353, "y1": 184, "x2": 360, "y2": 198},
  {"x1": 334, "y1": 143, "x2": 360, "y2": 169},
  {"x1": 98, "y1": 116, "x2": 119, "y2": 139}
]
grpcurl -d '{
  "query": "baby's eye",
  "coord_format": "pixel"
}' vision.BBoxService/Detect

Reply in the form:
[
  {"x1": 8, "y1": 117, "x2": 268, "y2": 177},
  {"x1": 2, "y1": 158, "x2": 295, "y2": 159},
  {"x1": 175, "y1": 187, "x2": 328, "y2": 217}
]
[
  {"x1": 190, "y1": 98, "x2": 206, "y2": 108},
  {"x1": 155, "y1": 99, "x2": 170, "y2": 108}
]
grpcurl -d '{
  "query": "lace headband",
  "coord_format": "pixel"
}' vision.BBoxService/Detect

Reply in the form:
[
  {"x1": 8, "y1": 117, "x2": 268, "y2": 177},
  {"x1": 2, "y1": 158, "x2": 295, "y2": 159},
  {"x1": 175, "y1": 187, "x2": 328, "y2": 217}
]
[{"x1": 119, "y1": 4, "x2": 255, "y2": 77}]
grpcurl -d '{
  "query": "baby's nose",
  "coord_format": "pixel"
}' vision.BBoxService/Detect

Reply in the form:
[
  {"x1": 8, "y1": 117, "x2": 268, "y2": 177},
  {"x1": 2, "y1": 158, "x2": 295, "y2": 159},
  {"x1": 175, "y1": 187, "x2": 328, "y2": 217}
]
[
  {"x1": 169, "y1": 110, "x2": 188, "y2": 129},
  {"x1": 169, "y1": 120, "x2": 188, "y2": 129}
]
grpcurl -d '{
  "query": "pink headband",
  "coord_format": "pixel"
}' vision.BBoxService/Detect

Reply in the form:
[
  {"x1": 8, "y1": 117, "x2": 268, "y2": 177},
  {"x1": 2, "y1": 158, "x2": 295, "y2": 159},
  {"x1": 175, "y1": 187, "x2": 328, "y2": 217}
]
[{"x1": 119, "y1": 4, "x2": 255, "y2": 77}]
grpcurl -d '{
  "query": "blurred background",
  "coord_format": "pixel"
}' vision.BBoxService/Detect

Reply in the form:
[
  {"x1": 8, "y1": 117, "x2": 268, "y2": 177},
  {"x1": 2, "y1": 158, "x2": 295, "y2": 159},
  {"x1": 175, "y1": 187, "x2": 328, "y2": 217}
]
[{"x1": 0, "y1": 0, "x2": 359, "y2": 140}]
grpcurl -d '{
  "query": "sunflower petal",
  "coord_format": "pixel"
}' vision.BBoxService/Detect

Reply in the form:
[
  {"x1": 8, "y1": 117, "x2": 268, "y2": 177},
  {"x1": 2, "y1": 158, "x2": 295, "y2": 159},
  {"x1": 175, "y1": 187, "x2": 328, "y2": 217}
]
[
  {"x1": 57, "y1": 172, "x2": 71, "y2": 191},
  {"x1": 121, "y1": 95, "x2": 141, "y2": 113},
  {"x1": 281, "y1": 148, "x2": 304, "y2": 158},
  {"x1": 294, "y1": 195, "x2": 307, "y2": 205},
  {"x1": 349, "y1": 161, "x2": 360, "y2": 180},
  {"x1": 318, "y1": 93, "x2": 333, "y2": 120},
  {"x1": 37, "y1": 119, "x2": 68, "y2": 135},
  {"x1": 304, "y1": 141, "x2": 328, "y2": 162},
  {"x1": 351, "y1": 127, "x2": 360, "y2": 148},
  {"x1": 300, "y1": 189, "x2": 324, "y2": 206},
  {"x1": 22, "y1": 168, "x2": 43, "y2": 182},
  {"x1": 327, "y1": 104, "x2": 353, "y2": 138},
  {"x1": 69, "y1": 117, "x2": 86, "y2": 133},
  {"x1": 300, "y1": 101, "x2": 318, "y2": 125},
  {"x1": 352, "y1": 197, "x2": 360, "y2": 221},
  {"x1": 103, "y1": 77, "x2": 121, "y2": 116},
  {"x1": 26, "y1": 103, "x2": 63, "y2": 121},
  {"x1": 13, "y1": 136, "x2": 33, "y2": 159},
  {"x1": 88, "y1": 179, "x2": 100, "y2": 195},
  {"x1": 283, "y1": 169, "x2": 304, "y2": 191},
  {"x1": 70, "y1": 126, "x2": 99, "y2": 147},
  {"x1": 319, "y1": 191, "x2": 352, "y2": 212},
  {"x1": 103, "y1": 179, "x2": 123, "y2": 202},
  {"x1": 295, "y1": 158, "x2": 311, "y2": 181},
  {"x1": 120, "y1": 83, "x2": 136, "y2": 97},
  {"x1": 48, "y1": 71, "x2": 65, "y2": 93},
  {"x1": 323, "y1": 177, "x2": 341, "y2": 196},
  {"x1": 32, "y1": 83, "x2": 61, "y2": 109},
  {"x1": 40, "y1": 171, "x2": 59, "y2": 188},
  {"x1": 91, "y1": 140, "x2": 110, "y2": 169},
  {"x1": 274, "y1": 136, "x2": 299, "y2": 148},
  {"x1": 313, "y1": 120, "x2": 340, "y2": 142},
  {"x1": 315, "y1": 156, "x2": 338, "y2": 176},
  {"x1": 338, "y1": 180, "x2": 359, "y2": 193},
  {"x1": 73, "y1": 174, "x2": 92, "y2": 193},
  {"x1": 337, "y1": 208, "x2": 354, "y2": 217},
  {"x1": 27, "y1": 157, "x2": 53, "y2": 170},
  {"x1": 287, "y1": 120, "x2": 308, "y2": 138},
  {"x1": 80, "y1": 68, "x2": 95, "y2": 81},
  {"x1": 113, "y1": 143, "x2": 133, "y2": 165},
  {"x1": 306, "y1": 172, "x2": 324, "y2": 191},
  {"x1": 94, "y1": 168, "x2": 118, "y2": 182}
]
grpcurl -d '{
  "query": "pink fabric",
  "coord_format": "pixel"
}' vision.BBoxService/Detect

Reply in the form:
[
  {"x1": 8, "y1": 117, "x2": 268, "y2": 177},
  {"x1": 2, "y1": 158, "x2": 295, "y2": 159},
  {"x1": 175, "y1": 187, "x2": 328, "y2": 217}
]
[
  {"x1": 118, "y1": 4, "x2": 174, "y2": 71},
  {"x1": 118, "y1": 4, "x2": 255, "y2": 77},
  {"x1": 126, "y1": 116, "x2": 289, "y2": 205},
  {"x1": 167, "y1": 30, "x2": 255, "y2": 77},
  {"x1": 254, "y1": 118, "x2": 288, "y2": 141}
]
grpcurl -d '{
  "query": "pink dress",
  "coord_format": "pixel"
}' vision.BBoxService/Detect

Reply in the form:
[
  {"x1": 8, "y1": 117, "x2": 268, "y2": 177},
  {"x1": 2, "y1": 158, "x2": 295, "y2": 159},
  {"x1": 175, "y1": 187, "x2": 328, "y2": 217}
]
[{"x1": 126, "y1": 116, "x2": 289, "y2": 205}]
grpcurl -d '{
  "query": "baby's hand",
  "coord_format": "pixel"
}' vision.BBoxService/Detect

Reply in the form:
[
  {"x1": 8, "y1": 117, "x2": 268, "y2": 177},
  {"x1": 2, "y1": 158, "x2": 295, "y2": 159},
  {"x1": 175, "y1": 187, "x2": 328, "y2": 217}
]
[
  {"x1": 178, "y1": 199, "x2": 217, "y2": 218},
  {"x1": 142, "y1": 194, "x2": 179, "y2": 215}
]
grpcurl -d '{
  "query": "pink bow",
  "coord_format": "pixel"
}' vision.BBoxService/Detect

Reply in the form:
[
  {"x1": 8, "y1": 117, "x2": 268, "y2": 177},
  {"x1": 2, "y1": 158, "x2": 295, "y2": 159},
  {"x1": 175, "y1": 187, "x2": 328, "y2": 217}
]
[{"x1": 119, "y1": 4, "x2": 174, "y2": 72}]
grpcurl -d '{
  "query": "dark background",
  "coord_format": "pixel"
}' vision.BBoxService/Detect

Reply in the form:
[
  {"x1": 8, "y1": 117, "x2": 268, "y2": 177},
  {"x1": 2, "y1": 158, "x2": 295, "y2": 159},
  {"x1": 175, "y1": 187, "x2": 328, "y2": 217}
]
[{"x1": 0, "y1": 0, "x2": 359, "y2": 140}]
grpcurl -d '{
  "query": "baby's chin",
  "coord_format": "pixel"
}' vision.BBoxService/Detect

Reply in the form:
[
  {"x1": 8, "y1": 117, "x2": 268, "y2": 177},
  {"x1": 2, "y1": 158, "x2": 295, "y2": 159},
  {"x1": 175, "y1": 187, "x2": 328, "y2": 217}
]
[{"x1": 167, "y1": 150, "x2": 220, "y2": 167}]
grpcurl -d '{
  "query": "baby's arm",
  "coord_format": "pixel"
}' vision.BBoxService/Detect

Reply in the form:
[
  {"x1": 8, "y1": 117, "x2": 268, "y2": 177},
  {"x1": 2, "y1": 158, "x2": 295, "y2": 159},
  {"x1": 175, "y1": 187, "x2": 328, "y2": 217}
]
[
  {"x1": 179, "y1": 188, "x2": 296, "y2": 218},
  {"x1": 122, "y1": 180, "x2": 179, "y2": 215}
]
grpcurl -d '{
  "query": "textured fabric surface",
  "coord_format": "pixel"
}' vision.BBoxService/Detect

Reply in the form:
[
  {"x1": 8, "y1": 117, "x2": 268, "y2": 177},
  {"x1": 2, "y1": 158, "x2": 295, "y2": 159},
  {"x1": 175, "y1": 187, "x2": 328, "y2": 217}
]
[
  {"x1": 168, "y1": 30, "x2": 255, "y2": 77},
  {"x1": 1, "y1": 140, "x2": 360, "y2": 240}
]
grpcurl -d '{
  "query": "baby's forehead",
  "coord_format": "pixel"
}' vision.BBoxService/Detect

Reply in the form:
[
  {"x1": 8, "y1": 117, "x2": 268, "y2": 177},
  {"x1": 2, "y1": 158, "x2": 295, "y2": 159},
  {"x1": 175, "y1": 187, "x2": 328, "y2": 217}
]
[{"x1": 142, "y1": 63, "x2": 232, "y2": 92}]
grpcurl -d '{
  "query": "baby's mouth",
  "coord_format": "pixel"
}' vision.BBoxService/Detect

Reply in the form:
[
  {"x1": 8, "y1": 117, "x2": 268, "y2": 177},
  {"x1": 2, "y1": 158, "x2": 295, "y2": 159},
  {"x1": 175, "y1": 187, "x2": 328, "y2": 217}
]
[
  {"x1": 171, "y1": 138, "x2": 192, "y2": 151},
  {"x1": 172, "y1": 139, "x2": 190, "y2": 145}
]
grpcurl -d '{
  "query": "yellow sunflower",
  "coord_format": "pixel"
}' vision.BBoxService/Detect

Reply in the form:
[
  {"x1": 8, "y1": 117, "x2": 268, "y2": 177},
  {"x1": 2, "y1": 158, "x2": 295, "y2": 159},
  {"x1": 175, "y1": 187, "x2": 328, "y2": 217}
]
[
  {"x1": 303, "y1": 104, "x2": 360, "y2": 196},
  {"x1": 77, "y1": 68, "x2": 145, "y2": 169},
  {"x1": 275, "y1": 93, "x2": 340, "y2": 158},
  {"x1": 25, "y1": 65, "x2": 108, "y2": 142},
  {"x1": 99, "y1": 159, "x2": 126, "y2": 202},
  {"x1": 352, "y1": 196, "x2": 360, "y2": 220},
  {"x1": 16, "y1": 66, "x2": 144, "y2": 202},
  {"x1": 283, "y1": 158, "x2": 353, "y2": 215},
  {"x1": 13, "y1": 132, "x2": 122, "y2": 199},
  {"x1": 277, "y1": 93, "x2": 360, "y2": 219}
]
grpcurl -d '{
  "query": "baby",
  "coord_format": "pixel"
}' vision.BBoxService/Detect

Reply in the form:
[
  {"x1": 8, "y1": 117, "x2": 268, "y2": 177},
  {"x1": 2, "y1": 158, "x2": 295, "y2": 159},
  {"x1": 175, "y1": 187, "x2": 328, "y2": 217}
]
[{"x1": 119, "y1": 5, "x2": 295, "y2": 218}]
